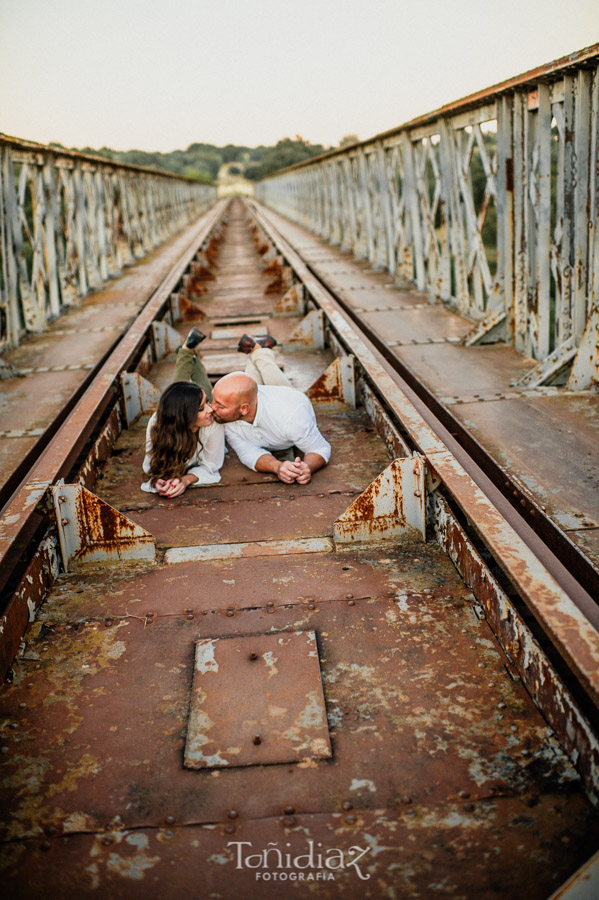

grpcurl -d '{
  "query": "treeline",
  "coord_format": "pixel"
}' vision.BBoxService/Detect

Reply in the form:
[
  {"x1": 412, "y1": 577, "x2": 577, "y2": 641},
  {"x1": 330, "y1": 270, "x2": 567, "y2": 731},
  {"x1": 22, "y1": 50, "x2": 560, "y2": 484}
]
[{"x1": 50, "y1": 137, "x2": 334, "y2": 183}]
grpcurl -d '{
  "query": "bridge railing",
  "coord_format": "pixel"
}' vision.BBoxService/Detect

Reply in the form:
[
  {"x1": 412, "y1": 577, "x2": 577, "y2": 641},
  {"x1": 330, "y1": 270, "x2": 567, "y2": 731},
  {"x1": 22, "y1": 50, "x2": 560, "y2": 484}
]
[
  {"x1": 256, "y1": 45, "x2": 599, "y2": 389},
  {"x1": 0, "y1": 135, "x2": 217, "y2": 349}
]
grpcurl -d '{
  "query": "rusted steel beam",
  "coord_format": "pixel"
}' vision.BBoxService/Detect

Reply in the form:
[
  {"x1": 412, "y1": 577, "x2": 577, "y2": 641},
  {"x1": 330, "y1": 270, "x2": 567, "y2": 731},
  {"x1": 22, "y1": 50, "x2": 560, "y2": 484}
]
[
  {"x1": 249, "y1": 200, "x2": 599, "y2": 709},
  {"x1": 0, "y1": 201, "x2": 227, "y2": 601}
]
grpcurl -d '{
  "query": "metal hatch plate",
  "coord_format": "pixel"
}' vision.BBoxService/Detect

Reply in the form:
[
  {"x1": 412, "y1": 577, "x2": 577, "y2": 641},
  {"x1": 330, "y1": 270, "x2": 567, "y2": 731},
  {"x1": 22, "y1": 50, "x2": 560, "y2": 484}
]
[{"x1": 184, "y1": 629, "x2": 332, "y2": 769}]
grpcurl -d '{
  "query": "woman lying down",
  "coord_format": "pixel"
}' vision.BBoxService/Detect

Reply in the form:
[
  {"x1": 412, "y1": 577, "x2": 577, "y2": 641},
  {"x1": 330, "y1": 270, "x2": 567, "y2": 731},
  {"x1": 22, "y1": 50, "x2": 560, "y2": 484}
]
[{"x1": 141, "y1": 329, "x2": 224, "y2": 498}]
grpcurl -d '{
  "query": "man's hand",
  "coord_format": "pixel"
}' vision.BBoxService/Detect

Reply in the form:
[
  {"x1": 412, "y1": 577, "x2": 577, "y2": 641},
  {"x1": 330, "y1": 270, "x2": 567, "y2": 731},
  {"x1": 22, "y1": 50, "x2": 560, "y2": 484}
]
[{"x1": 277, "y1": 457, "x2": 305, "y2": 484}]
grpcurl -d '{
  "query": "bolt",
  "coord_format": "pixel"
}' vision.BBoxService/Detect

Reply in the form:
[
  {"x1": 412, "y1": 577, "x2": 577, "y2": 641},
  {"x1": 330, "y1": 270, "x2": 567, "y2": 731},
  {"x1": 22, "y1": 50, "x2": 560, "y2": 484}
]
[
  {"x1": 58, "y1": 496, "x2": 66, "y2": 503},
  {"x1": 61, "y1": 518, "x2": 69, "y2": 526},
  {"x1": 253, "y1": 735, "x2": 262, "y2": 745}
]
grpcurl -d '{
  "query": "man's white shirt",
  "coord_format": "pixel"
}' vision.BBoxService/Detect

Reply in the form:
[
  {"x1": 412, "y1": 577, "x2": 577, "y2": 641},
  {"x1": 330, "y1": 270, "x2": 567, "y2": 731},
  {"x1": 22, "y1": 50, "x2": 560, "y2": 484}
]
[{"x1": 224, "y1": 385, "x2": 331, "y2": 471}]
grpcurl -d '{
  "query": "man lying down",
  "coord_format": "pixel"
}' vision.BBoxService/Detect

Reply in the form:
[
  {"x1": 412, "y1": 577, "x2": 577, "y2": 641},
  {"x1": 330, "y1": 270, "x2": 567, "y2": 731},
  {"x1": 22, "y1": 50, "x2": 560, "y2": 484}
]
[{"x1": 211, "y1": 334, "x2": 331, "y2": 485}]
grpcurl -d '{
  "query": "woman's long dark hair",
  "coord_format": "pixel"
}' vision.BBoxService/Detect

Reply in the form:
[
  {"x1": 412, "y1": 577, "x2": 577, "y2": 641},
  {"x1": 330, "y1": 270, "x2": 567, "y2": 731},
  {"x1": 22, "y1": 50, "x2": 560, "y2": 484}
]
[{"x1": 148, "y1": 382, "x2": 205, "y2": 485}]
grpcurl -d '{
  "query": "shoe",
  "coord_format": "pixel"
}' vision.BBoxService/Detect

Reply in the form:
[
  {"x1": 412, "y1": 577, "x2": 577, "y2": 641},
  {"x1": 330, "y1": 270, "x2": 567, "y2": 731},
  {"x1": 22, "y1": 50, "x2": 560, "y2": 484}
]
[
  {"x1": 257, "y1": 335, "x2": 278, "y2": 350},
  {"x1": 184, "y1": 327, "x2": 206, "y2": 349},
  {"x1": 237, "y1": 334, "x2": 278, "y2": 354},
  {"x1": 237, "y1": 333, "x2": 257, "y2": 354}
]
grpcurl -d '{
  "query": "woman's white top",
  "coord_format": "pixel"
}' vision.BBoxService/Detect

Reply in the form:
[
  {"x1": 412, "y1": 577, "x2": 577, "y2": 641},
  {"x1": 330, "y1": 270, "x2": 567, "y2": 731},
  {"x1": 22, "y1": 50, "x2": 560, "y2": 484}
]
[{"x1": 141, "y1": 414, "x2": 225, "y2": 492}]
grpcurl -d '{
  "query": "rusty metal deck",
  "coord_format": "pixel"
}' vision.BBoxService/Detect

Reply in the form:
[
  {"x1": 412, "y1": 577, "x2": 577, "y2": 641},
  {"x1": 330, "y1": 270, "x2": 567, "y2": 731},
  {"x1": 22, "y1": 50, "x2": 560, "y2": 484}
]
[{"x1": 1, "y1": 199, "x2": 598, "y2": 898}]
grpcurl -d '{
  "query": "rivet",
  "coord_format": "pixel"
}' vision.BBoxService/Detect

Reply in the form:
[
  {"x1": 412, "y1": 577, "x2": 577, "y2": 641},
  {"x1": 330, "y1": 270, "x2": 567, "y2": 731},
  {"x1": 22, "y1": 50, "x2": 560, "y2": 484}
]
[
  {"x1": 19, "y1": 701, "x2": 26, "y2": 708},
  {"x1": 163, "y1": 830, "x2": 174, "y2": 840},
  {"x1": 104, "y1": 620, "x2": 113, "y2": 627},
  {"x1": 249, "y1": 652, "x2": 259, "y2": 661},
  {"x1": 185, "y1": 608, "x2": 192, "y2": 614},
  {"x1": 9, "y1": 722, "x2": 17, "y2": 730},
  {"x1": 345, "y1": 814, "x2": 357, "y2": 824},
  {"x1": 463, "y1": 802, "x2": 475, "y2": 812},
  {"x1": 44, "y1": 824, "x2": 57, "y2": 836},
  {"x1": 401, "y1": 795, "x2": 412, "y2": 805},
  {"x1": 40, "y1": 840, "x2": 52, "y2": 852},
  {"x1": 253, "y1": 735, "x2": 262, "y2": 745},
  {"x1": 308, "y1": 603, "x2": 315, "y2": 610},
  {"x1": 61, "y1": 518, "x2": 69, "y2": 526},
  {"x1": 58, "y1": 496, "x2": 66, "y2": 503},
  {"x1": 289, "y1": 495, "x2": 295, "y2": 500},
  {"x1": 266, "y1": 607, "x2": 275, "y2": 614},
  {"x1": 318, "y1": 492, "x2": 325, "y2": 498},
  {"x1": 284, "y1": 806, "x2": 295, "y2": 815},
  {"x1": 345, "y1": 594, "x2": 354, "y2": 599},
  {"x1": 341, "y1": 801, "x2": 353, "y2": 811},
  {"x1": 226, "y1": 610, "x2": 235, "y2": 617},
  {"x1": 102, "y1": 835, "x2": 114, "y2": 846},
  {"x1": 228, "y1": 810, "x2": 239, "y2": 819},
  {"x1": 164, "y1": 815, "x2": 175, "y2": 825},
  {"x1": 266, "y1": 601, "x2": 274, "y2": 607},
  {"x1": 186, "y1": 613, "x2": 194, "y2": 620},
  {"x1": 459, "y1": 790, "x2": 470, "y2": 799},
  {"x1": 283, "y1": 815, "x2": 296, "y2": 826},
  {"x1": 224, "y1": 823, "x2": 236, "y2": 834},
  {"x1": 348, "y1": 600, "x2": 355, "y2": 606},
  {"x1": 0, "y1": 747, "x2": 8, "y2": 754}
]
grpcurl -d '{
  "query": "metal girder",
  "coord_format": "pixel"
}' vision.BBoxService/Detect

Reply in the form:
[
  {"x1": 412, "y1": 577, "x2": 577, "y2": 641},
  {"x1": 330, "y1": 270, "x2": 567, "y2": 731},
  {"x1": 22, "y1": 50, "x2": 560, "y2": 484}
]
[
  {"x1": 515, "y1": 337, "x2": 578, "y2": 389},
  {"x1": 284, "y1": 309, "x2": 325, "y2": 350},
  {"x1": 462, "y1": 309, "x2": 508, "y2": 346},
  {"x1": 0, "y1": 135, "x2": 217, "y2": 350},
  {"x1": 333, "y1": 455, "x2": 426, "y2": 544},
  {"x1": 307, "y1": 355, "x2": 356, "y2": 410},
  {"x1": 151, "y1": 320, "x2": 182, "y2": 360},
  {"x1": 272, "y1": 283, "x2": 306, "y2": 317},
  {"x1": 255, "y1": 51, "x2": 599, "y2": 383},
  {"x1": 120, "y1": 372, "x2": 161, "y2": 426},
  {"x1": 567, "y1": 307, "x2": 599, "y2": 390},
  {"x1": 51, "y1": 482, "x2": 156, "y2": 571}
]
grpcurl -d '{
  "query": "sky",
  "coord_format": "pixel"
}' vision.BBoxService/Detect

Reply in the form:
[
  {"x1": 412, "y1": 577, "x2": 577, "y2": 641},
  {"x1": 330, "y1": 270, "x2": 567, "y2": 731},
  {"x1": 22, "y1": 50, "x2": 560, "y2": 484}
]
[{"x1": 1, "y1": 0, "x2": 597, "y2": 153}]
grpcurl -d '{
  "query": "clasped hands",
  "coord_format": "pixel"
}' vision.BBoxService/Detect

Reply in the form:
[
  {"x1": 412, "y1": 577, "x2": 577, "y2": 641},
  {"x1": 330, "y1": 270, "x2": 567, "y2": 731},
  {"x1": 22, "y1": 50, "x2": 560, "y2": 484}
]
[
  {"x1": 154, "y1": 473, "x2": 196, "y2": 498},
  {"x1": 276, "y1": 456, "x2": 312, "y2": 484}
]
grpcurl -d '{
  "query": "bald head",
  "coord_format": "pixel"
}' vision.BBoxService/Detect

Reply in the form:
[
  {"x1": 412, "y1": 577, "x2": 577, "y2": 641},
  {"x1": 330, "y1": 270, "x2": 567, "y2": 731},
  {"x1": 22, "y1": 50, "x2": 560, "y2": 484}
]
[{"x1": 211, "y1": 372, "x2": 258, "y2": 423}]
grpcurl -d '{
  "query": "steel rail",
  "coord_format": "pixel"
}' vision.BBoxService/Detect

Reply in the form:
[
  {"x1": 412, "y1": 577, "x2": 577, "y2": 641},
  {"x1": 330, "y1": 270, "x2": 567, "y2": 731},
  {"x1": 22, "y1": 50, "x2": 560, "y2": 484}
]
[
  {"x1": 248, "y1": 199, "x2": 599, "y2": 710},
  {"x1": 0, "y1": 200, "x2": 228, "y2": 602}
]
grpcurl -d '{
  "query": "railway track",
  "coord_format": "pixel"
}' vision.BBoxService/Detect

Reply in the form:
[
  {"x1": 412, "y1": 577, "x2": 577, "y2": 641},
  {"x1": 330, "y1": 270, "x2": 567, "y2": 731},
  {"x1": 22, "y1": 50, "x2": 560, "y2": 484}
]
[{"x1": 0, "y1": 197, "x2": 598, "y2": 898}]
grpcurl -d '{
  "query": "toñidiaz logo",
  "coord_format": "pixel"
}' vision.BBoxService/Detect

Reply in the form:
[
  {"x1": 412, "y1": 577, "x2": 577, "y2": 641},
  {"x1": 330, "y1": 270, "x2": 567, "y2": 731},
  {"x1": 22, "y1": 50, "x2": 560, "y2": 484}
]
[{"x1": 227, "y1": 840, "x2": 371, "y2": 881}]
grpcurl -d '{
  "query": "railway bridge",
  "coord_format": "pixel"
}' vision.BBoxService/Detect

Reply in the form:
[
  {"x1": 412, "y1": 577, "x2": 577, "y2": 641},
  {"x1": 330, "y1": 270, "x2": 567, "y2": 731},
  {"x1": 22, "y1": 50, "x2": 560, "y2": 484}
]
[{"x1": 0, "y1": 45, "x2": 598, "y2": 899}]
